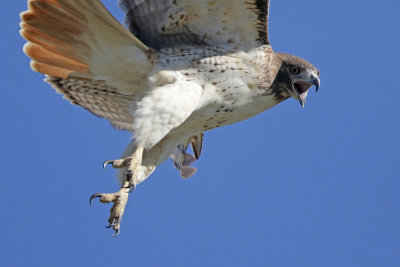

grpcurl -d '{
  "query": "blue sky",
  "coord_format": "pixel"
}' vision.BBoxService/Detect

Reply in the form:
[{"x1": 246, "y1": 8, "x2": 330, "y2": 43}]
[{"x1": 1, "y1": 0, "x2": 399, "y2": 266}]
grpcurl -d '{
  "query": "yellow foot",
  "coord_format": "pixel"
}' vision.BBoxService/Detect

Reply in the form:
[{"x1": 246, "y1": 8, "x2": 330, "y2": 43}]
[{"x1": 90, "y1": 181, "x2": 134, "y2": 237}]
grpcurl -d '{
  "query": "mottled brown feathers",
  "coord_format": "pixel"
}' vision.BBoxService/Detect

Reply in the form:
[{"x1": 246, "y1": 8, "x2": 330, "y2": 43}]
[
  {"x1": 275, "y1": 52, "x2": 319, "y2": 74},
  {"x1": 190, "y1": 133, "x2": 204, "y2": 160},
  {"x1": 119, "y1": 0, "x2": 271, "y2": 49},
  {"x1": 255, "y1": 0, "x2": 270, "y2": 44}
]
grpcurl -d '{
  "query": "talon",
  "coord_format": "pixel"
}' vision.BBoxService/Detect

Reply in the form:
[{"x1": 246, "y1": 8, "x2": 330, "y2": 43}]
[
  {"x1": 112, "y1": 228, "x2": 120, "y2": 237},
  {"x1": 103, "y1": 160, "x2": 114, "y2": 170},
  {"x1": 104, "y1": 223, "x2": 116, "y2": 229},
  {"x1": 89, "y1": 193, "x2": 103, "y2": 206},
  {"x1": 128, "y1": 183, "x2": 136, "y2": 193},
  {"x1": 121, "y1": 183, "x2": 136, "y2": 193},
  {"x1": 105, "y1": 218, "x2": 119, "y2": 228}
]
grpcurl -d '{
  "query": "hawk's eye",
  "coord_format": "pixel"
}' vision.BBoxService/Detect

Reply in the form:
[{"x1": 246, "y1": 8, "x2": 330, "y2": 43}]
[{"x1": 289, "y1": 66, "x2": 300, "y2": 75}]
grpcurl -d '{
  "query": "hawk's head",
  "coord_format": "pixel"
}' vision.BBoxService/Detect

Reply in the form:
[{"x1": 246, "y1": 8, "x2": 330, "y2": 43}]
[{"x1": 272, "y1": 53, "x2": 320, "y2": 107}]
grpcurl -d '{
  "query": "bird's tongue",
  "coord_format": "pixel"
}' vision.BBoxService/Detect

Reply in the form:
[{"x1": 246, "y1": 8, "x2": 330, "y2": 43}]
[
  {"x1": 294, "y1": 81, "x2": 311, "y2": 107},
  {"x1": 299, "y1": 92, "x2": 307, "y2": 107}
]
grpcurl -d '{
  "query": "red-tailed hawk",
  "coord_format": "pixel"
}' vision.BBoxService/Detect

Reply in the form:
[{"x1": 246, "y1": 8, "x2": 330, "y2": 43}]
[{"x1": 20, "y1": 0, "x2": 320, "y2": 236}]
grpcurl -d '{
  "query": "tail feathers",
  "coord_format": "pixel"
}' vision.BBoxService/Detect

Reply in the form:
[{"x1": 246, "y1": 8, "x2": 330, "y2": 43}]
[
  {"x1": 24, "y1": 43, "x2": 88, "y2": 75},
  {"x1": 20, "y1": 0, "x2": 153, "y2": 94}
]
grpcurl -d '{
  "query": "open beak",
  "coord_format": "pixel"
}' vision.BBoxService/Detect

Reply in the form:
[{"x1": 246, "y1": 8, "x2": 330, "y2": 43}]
[{"x1": 293, "y1": 74, "x2": 320, "y2": 107}]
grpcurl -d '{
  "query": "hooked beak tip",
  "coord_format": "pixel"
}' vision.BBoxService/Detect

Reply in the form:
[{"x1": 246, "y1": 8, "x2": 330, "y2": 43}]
[{"x1": 313, "y1": 76, "x2": 320, "y2": 92}]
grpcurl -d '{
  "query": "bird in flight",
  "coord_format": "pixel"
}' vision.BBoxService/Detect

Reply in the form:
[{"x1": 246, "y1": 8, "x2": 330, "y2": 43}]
[{"x1": 20, "y1": 0, "x2": 320, "y2": 236}]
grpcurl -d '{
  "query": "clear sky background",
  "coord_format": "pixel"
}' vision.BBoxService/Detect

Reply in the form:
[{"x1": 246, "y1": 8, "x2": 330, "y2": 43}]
[{"x1": 1, "y1": 1, "x2": 399, "y2": 266}]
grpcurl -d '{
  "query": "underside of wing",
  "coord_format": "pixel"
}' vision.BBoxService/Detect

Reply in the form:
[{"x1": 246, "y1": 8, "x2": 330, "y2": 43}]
[
  {"x1": 20, "y1": 0, "x2": 155, "y2": 131},
  {"x1": 46, "y1": 76, "x2": 136, "y2": 130},
  {"x1": 119, "y1": 0, "x2": 270, "y2": 49}
]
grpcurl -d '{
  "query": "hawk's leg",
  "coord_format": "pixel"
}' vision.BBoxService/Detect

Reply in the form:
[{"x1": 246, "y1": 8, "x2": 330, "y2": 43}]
[
  {"x1": 103, "y1": 146, "x2": 144, "y2": 186},
  {"x1": 90, "y1": 146, "x2": 144, "y2": 236}
]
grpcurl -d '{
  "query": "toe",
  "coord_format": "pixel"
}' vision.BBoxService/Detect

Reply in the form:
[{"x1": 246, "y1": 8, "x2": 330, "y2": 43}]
[
  {"x1": 103, "y1": 158, "x2": 132, "y2": 169},
  {"x1": 89, "y1": 192, "x2": 117, "y2": 205}
]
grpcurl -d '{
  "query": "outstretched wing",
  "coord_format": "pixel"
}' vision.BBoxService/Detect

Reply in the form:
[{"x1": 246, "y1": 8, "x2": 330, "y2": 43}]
[
  {"x1": 119, "y1": 0, "x2": 270, "y2": 49},
  {"x1": 20, "y1": 0, "x2": 155, "y2": 130}
]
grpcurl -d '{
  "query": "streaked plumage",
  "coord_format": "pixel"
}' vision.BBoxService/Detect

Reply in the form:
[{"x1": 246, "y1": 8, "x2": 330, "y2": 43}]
[{"x1": 20, "y1": 0, "x2": 320, "y2": 235}]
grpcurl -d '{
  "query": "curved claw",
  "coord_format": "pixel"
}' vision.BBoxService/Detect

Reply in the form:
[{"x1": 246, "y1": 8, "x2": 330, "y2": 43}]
[
  {"x1": 106, "y1": 220, "x2": 118, "y2": 228},
  {"x1": 112, "y1": 228, "x2": 120, "y2": 237},
  {"x1": 103, "y1": 160, "x2": 114, "y2": 170},
  {"x1": 128, "y1": 183, "x2": 136, "y2": 193},
  {"x1": 122, "y1": 183, "x2": 137, "y2": 193},
  {"x1": 89, "y1": 193, "x2": 102, "y2": 206}
]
